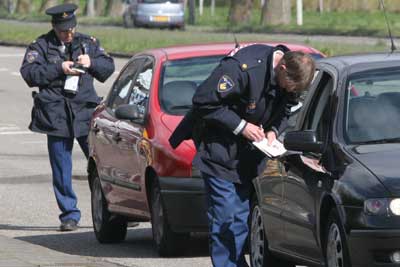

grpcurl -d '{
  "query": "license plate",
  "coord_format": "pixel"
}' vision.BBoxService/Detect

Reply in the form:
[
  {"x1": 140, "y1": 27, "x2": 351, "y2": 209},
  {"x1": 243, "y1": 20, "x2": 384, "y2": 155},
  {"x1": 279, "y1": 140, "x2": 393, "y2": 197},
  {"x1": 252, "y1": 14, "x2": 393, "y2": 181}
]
[{"x1": 153, "y1": 16, "x2": 169, "y2": 22}]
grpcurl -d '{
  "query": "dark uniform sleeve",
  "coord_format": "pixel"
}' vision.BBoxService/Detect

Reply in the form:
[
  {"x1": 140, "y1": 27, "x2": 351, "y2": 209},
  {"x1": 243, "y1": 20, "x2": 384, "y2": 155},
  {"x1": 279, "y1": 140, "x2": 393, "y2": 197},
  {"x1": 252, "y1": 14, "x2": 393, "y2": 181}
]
[
  {"x1": 87, "y1": 38, "x2": 115, "y2": 83},
  {"x1": 20, "y1": 41, "x2": 64, "y2": 88},
  {"x1": 192, "y1": 58, "x2": 248, "y2": 133}
]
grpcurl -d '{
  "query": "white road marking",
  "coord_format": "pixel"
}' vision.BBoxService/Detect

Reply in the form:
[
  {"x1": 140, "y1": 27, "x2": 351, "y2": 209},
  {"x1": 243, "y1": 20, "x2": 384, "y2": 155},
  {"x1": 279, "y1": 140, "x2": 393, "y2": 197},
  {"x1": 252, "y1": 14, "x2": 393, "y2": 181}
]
[
  {"x1": 20, "y1": 140, "x2": 46, "y2": 144},
  {"x1": 20, "y1": 140, "x2": 81, "y2": 145},
  {"x1": 0, "y1": 126, "x2": 20, "y2": 131},
  {"x1": 0, "y1": 131, "x2": 35, "y2": 135},
  {"x1": 11, "y1": 72, "x2": 21, "y2": 76},
  {"x1": 0, "y1": 54, "x2": 24, "y2": 57},
  {"x1": 0, "y1": 68, "x2": 8, "y2": 71}
]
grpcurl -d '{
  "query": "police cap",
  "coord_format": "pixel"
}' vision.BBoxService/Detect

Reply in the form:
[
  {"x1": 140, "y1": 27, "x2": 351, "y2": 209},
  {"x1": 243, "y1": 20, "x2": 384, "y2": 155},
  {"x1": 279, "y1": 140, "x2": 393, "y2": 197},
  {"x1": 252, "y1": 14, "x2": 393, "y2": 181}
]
[{"x1": 45, "y1": 3, "x2": 78, "y2": 31}]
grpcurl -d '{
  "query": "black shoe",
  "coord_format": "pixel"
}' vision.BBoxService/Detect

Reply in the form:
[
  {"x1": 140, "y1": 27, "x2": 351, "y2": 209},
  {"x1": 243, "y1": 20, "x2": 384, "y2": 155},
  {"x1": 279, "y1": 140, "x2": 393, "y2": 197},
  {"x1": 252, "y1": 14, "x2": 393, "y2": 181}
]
[{"x1": 60, "y1": 219, "x2": 79, "y2": 232}]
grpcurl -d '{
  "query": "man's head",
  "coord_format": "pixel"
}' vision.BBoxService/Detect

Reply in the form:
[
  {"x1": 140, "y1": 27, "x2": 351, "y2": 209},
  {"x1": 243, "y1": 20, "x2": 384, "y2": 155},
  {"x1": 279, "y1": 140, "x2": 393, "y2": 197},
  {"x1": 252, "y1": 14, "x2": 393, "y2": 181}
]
[
  {"x1": 46, "y1": 3, "x2": 78, "y2": 43},
  {"x1": 275, "y1": 51, "x2": 316, "y2": 94}
]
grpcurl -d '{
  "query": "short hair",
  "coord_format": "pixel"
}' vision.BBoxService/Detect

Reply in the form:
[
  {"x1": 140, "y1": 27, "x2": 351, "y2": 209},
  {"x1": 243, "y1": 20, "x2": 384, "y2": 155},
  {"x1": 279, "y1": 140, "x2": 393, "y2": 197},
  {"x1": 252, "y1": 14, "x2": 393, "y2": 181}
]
[{"x1": 280, "y1": 51, "x2": 316, "y2": 92}]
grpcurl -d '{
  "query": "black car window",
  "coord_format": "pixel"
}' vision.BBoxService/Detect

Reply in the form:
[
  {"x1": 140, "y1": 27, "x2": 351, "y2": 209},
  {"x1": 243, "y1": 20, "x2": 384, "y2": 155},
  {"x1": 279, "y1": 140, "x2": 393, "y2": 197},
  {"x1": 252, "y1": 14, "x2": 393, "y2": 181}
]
[
  {"x1": 302, "y1": 73, "x2": 334, "y2": 141},
  {"x1": 107, "y1": 58, "x2": 146, "y2": 112},
  {"x1": 345, "y1": 68, "x2": 400, "y2": 143},
  {"x1": 159, "y1": 55, "x2": 223, "y2": 115},
  {"x1": 128, "y1": 58, "x2": 153, "y2": 119}
]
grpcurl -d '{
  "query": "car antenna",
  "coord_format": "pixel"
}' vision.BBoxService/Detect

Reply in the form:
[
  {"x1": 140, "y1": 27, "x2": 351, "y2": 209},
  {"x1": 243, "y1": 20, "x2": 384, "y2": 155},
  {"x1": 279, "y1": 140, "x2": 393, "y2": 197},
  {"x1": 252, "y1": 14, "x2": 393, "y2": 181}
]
[
  {"x1": 233, "y1": 34, "x2": 240, "y2": 48},
  {"x1": 379, "y1": 0, "x2": 396, "y2": 53}
]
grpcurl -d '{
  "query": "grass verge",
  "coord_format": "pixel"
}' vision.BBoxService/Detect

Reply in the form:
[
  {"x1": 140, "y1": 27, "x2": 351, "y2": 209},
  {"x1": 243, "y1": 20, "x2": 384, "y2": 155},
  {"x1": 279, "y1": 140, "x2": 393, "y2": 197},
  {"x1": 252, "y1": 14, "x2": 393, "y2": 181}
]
[{"x1": 0, "y1": 20, "x2": 389, "y2": 56}]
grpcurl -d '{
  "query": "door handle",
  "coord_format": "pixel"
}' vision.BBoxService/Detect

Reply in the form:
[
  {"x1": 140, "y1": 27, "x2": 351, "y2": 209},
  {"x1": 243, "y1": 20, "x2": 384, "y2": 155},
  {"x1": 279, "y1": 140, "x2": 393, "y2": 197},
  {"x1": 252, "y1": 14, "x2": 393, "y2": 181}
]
[{"x1": 112, "y1": 132, "x2": 122, "y2": 142}]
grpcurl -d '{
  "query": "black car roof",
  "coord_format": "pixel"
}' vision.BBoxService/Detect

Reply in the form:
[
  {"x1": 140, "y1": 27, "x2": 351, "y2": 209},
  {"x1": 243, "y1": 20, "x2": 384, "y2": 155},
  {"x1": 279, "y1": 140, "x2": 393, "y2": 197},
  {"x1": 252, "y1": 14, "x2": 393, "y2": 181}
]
[{"x1": 319, "y1": 52, "x2": 400, "y2": 68}]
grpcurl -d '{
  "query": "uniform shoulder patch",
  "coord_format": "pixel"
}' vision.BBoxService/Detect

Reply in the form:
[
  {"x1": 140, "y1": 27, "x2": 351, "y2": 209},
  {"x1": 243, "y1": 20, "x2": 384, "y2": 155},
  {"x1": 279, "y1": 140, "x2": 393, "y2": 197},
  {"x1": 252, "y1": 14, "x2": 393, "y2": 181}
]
[
  {"x1": 217, "y1": 75, "x2": 235, "y2": 93},
  {"x1": 26, "y1": 50, "x2": 39, "y2": 63}
]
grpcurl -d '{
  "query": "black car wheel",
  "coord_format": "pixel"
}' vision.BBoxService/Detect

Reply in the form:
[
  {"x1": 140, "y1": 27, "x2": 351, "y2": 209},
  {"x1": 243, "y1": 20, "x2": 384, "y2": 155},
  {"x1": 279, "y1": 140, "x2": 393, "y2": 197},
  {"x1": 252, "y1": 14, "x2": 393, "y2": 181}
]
[
  {"x1": 250, "y1": 196, "x2": 295, "y2": 267},
  {"x1": 151, "y1": 182, "x2": 189, "y2": 257},
  {"x1": 91, "y1": 172, "x2": 127, "y2": 243},
  {"x1": 325, "y1": 209, "x2": 351, "y2": 267}
]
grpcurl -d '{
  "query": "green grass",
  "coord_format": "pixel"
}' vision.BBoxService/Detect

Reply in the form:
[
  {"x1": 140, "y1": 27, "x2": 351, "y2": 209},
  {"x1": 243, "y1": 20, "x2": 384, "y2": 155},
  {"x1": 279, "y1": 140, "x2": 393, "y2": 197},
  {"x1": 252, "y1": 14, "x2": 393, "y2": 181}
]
[
  {"x1": 195, "y1": 7, "x2": 400, "y2": 37},
  {"x1": 2, "y1": 5, "x2": 400, "y2": 37},
  {"x1": 0, "y1": 20, "x2": 389, "y2": 57}
]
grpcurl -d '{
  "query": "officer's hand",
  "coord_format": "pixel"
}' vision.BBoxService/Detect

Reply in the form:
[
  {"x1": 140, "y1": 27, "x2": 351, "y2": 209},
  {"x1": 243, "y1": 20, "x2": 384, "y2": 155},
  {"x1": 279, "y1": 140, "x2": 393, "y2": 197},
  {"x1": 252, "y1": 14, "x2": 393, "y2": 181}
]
[
  {"x1": 62, "y1": 61, "x2": 80, "y2": 75},
  {"x1": 266, "y1": 131, "x2": 277, "y2": 145},
  {"x1": 77, "y1": 55, "x2": 91, "y2": 68},
  {"x1": 242, "y1": 123, "x2": 265, "y2": 142}
]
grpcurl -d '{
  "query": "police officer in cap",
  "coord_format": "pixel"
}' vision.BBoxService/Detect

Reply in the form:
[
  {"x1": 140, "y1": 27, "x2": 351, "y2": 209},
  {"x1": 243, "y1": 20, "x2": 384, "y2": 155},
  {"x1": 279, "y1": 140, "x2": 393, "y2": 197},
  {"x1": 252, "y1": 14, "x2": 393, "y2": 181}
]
[
  {"x1": 170, "y1": 44, "x2": 315, "y2": 267},
  {"x1": 20, "y1": 3, "x2": 115, "y2": 231}
]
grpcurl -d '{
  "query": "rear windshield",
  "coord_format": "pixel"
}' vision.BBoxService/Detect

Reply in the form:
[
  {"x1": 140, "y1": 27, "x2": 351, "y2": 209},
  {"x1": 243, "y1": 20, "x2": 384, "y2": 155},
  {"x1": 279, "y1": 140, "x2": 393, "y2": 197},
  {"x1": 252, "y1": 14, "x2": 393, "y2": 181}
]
[
  {"x1": 345, "y1": 68, "x2": 400, "y2": 144},
  {"x1": 159, "y1": 55, "x2": 223, "y2": 115}
]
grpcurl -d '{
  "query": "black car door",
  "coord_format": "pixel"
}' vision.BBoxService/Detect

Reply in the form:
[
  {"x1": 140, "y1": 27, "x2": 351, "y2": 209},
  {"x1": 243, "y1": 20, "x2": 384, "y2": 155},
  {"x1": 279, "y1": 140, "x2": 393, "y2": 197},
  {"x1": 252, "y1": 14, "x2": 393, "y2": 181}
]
[
  {"x1": 253, "y1": 159, "x2": 287, "y2": 249},
  {"x1": 280, "y1": 71, "x2": 335, "y2": 262}
]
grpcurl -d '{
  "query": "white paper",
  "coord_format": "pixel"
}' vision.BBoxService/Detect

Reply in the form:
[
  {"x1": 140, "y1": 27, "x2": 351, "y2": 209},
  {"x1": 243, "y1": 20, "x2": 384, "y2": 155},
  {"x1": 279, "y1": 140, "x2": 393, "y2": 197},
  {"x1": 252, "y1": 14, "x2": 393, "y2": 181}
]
[
  {"x1": 252, "y1": 138, "x2": 287, "y2": 158},
  {"x1": 64, "y1": 75, "x2": 79, "y2": 93}
]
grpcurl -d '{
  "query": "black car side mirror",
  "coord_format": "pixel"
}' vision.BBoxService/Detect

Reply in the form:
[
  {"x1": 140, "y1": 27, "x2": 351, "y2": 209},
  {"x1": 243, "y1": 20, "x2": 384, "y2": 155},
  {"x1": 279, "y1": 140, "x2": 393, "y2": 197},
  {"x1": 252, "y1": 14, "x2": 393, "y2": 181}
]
[
  {"x1": 115, "y1": 104, "x2": 144, "y2": 122},
  {"x1": 284, "y1": 130, "x2": 324, "y2": 153}
]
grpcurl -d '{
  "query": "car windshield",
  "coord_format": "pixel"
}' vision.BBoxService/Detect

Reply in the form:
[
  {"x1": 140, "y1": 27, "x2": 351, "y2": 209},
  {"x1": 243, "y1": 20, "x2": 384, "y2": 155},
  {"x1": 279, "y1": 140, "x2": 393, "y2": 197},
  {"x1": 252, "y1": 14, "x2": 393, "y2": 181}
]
[
  {"x1": 345, "y1": 68, "x2": 400, "y2": 144},
  {"x1": 159, "y1": 55, "x2": 223, "y2": 115}
]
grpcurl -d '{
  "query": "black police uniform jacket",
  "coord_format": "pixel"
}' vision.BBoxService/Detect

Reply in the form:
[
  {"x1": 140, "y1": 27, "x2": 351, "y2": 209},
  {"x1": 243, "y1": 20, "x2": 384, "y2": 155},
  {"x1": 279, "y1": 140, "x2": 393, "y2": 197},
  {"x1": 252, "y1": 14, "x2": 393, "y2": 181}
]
[
  {"x1": 172, "y1": 44, "x2": 298, "y2": 183},
  {"x1": 20, "y1": 30, "x2": 115, "y2": 138}
]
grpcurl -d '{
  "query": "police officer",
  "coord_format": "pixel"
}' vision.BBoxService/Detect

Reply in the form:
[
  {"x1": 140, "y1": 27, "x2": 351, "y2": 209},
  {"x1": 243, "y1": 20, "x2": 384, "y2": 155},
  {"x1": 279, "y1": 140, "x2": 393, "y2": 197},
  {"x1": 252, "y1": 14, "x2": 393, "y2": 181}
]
[
  {"x1": 171, "y1": 44, "x2": 315, "y2": 267},
  {"x1": 20, "y1": 3, "x2": 115, "y2": 231}
]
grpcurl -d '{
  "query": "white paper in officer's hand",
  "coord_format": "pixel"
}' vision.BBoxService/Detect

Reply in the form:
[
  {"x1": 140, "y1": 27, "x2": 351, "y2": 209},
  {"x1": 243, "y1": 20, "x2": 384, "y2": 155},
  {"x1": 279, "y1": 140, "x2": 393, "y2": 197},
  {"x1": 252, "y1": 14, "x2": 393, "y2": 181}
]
[
  {"x1": 64, "y1": 75, "x2": 79, "y2": 93},
  {"x1": 252, "y1": 138, "x2": 287, "y2": 158}
]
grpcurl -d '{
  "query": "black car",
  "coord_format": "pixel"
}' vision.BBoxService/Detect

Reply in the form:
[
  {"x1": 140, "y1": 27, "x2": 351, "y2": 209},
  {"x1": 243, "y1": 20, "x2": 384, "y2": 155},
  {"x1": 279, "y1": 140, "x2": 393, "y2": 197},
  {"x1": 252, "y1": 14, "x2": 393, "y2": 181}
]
[{"x1": 250, "y1": 53, "x2": 400, "y2": 267}]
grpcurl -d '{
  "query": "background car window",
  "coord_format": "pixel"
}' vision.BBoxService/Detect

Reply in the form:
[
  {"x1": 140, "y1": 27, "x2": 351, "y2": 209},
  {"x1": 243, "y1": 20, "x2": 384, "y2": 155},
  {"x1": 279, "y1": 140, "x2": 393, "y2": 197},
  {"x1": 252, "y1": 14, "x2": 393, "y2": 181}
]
[
  {"x1": 128, "y1": 59, "x2": 153, "y2": 118},
  {"x1": 345, "y1": 68, "x2": 400, "y2": 143},
  {"x1": 159, "y1": 55, "x2": 223, "y2": 115},
  {"x1": 108, "y1": 58, "x2": 146, "y2": 111}
]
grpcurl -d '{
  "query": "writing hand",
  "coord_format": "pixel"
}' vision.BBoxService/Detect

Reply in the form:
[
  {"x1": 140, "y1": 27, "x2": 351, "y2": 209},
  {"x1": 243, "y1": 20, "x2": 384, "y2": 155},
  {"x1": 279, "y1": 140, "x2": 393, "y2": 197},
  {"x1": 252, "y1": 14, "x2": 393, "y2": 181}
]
[{"x1": 242, "y1": 122, "x2": 265, "y2": 142}]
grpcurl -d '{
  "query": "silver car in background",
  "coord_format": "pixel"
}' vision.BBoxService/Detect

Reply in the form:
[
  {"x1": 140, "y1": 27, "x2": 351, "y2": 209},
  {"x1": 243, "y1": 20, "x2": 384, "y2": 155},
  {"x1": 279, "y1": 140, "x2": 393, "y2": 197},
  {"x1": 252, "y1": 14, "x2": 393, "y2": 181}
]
[{"x1": 123, "y1": 0, "x2": 185, "y2": 29}]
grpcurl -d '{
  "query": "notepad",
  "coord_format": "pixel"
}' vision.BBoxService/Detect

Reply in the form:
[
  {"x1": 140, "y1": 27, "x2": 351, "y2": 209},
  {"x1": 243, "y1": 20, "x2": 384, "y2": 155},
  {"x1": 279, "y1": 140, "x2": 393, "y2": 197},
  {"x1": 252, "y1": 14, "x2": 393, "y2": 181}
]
[{"x1": 252, "y1": 138, "x2": 287, "y2": 158}]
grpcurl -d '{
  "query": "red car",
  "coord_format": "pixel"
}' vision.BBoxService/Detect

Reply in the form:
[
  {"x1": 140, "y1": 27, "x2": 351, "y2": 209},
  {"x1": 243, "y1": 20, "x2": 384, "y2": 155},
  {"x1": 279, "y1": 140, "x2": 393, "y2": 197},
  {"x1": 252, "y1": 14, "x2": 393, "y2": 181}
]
[{"x1": 87, "y1": 42, "x2": 323, "y2": 256}]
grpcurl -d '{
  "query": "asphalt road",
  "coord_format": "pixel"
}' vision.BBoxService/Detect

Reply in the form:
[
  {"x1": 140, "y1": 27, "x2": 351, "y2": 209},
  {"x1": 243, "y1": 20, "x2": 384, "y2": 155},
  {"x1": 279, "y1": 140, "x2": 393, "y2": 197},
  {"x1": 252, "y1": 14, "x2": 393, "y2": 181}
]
[
  {"x1": 0, "y1": 45, "x2": 215, "y2": 267},
  {"x1": 0, "y1": 45, "x2": 309, "y2": 267}
]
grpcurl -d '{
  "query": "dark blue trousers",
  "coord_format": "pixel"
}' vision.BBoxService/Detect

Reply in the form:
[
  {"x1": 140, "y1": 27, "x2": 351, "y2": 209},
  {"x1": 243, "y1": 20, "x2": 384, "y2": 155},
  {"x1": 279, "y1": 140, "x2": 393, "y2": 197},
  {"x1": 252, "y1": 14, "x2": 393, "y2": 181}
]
[
  {"x1": 203, "y1": 173, "x2": 251, "y2": 267},
  {"x1": 47, "y1": 135, "x2": 89, "y2": 223}
]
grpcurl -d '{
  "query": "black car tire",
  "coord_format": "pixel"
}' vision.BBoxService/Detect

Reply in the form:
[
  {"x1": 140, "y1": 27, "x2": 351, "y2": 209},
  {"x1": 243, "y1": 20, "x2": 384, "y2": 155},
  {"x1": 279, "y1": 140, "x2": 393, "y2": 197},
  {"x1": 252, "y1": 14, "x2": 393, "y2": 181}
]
[
  {"x1": 123, "y1": 12, "x2": 134, "y2": 28},
  {"x1": 151, "y1": 182, "x2": 189, "y2": 257},
  {"x1": 250, "y1": 195, "x2": 295, "y2": 267},
  {"x1": 325, "y1": 209, "x2": 351, "y2": 267},
  {"x1": 91, "y1": 172, "x2": 127, "y2": 243}
]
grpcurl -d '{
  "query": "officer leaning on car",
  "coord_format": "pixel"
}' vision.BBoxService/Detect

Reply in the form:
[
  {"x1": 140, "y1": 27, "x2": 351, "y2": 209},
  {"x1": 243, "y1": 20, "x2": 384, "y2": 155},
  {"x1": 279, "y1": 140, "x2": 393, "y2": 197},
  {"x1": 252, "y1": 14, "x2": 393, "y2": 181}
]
[
  {"x1": 170, "y1": 44, "x2": 315, "y2": 267},
  {"x1": 20, "y1": 4, "x2": 115, "y2": 231}
]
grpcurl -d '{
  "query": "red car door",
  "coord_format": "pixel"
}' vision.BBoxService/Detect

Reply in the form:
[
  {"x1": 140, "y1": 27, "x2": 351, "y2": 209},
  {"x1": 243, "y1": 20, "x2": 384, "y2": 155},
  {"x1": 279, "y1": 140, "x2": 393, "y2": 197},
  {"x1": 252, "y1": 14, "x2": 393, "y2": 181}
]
[
  {"x1": 114, "y1": 56, "x2": 154, "y2": 215},
  {"x1": 94, "y1": 58, "x2": 146, "y2": 210}
]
